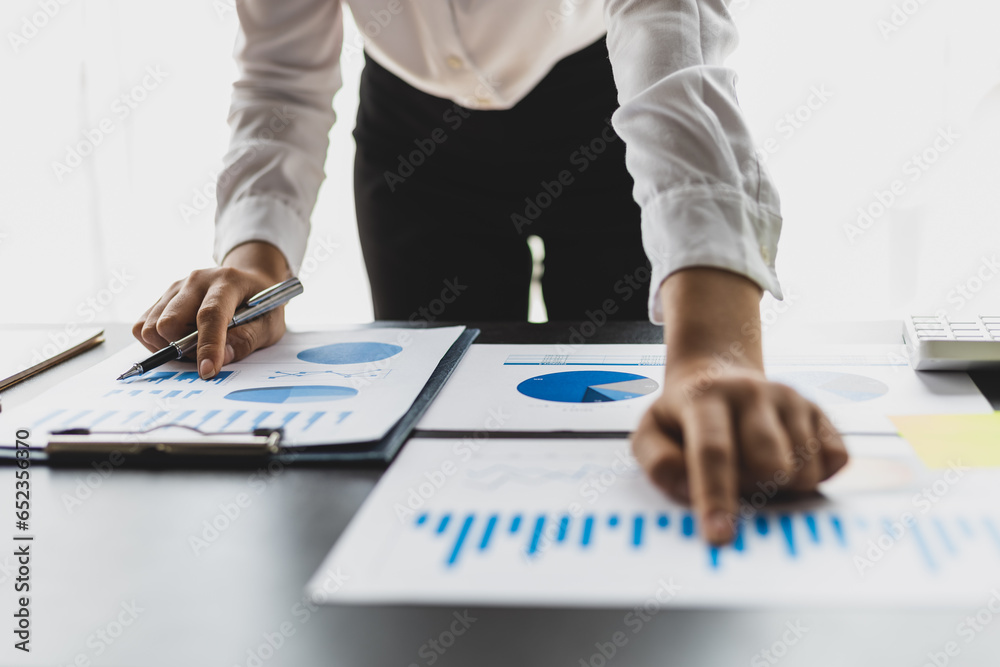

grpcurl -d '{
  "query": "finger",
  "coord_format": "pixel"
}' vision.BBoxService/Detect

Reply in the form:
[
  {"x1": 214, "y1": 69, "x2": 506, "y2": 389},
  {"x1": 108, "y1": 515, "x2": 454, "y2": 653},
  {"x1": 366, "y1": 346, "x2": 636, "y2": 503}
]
[
  {"x1": 683, "y1": 398, "x2": 738, "y2": 545},
  {"x1": 195, "y1": 284, "x2": 242, "y2": 379},
  {"x1": 815, "y1": 411, "x2": 849, "y2": 480},
  {"x1": 779, "y1": 397, "x2": 825, "y2": 492},
  {"x1": 132, "y1": 304, "x2": 161, "y2": 353},
  {"x1": 156, "y1": 279, "x2": 209, "y2": 345},
  {"x1": 138, "y1": 283, "x2": 184, "y2": 352},
  {"x1": 224, "y1": 317, "x2": 264, "y2": 363},
  {"x1": 224, "y1": 305, "x2": 287, "y2": 364},
  {"x1": 632, "y1": 409, "x2": 689, "y2": 504},
  {"x1": 736, "y1": 392, "x2": 794, "y2": 492}
]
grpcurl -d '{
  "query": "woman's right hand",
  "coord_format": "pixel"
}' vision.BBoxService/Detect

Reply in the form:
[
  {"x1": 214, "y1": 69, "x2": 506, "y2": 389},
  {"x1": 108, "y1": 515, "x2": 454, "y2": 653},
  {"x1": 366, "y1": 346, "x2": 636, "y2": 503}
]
[{"x1": 132, "y1": 241, "x2": 293, "y2": 379}]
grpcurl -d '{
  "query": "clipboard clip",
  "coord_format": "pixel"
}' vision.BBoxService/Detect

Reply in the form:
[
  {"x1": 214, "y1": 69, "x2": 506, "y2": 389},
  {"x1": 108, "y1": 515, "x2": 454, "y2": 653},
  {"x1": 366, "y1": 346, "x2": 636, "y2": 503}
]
[{"x1": 46, "y1": 424, "x2": 282, "y2": 458}]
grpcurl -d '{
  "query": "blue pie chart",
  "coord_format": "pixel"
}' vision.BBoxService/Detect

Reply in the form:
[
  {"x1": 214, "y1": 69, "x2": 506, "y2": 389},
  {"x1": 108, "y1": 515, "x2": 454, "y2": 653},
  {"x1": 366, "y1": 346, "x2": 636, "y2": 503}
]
[
  {"x1": 224, "y1": 385, "x2": 357, "y2": 404},
  {"x1": 516, "y1": 371, "x2": 659, "y2": 403},
  {"x1": 297, "y1": 342, "x2": 403, "y2": 365}
]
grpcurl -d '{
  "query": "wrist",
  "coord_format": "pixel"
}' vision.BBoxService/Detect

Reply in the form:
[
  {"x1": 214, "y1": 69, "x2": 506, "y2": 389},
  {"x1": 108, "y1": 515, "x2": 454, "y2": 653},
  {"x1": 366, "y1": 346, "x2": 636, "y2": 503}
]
[
  {"x1": 221, "y1": 241, "x2": 292, "y2": 284},
  {"x1": 659, "y1": 267, "x2": 765, "y2": 372}
]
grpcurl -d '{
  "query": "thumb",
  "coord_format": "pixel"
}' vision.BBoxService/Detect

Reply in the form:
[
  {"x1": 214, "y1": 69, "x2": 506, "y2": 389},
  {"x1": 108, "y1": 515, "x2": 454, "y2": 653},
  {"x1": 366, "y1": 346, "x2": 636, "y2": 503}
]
[{"x1": 194, "y1": 286, "x2": 241, "y2": 379}]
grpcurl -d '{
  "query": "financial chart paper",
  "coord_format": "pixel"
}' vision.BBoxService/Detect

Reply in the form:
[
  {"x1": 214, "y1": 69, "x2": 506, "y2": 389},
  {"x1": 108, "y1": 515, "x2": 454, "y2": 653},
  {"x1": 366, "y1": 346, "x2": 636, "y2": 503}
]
[
  {"x1": 1, "y1": 327, "x2": 464, "y2": 447},
  {"x1": 309, "y1": 437, "x2": 1000, "y2": 607}
]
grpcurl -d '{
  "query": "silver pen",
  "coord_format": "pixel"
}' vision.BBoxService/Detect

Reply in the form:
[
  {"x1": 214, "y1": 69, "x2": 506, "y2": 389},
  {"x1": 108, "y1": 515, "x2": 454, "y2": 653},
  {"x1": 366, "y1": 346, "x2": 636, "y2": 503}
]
[{"x1": 116, "y1": 277, "x2": 304, "y2": 381}]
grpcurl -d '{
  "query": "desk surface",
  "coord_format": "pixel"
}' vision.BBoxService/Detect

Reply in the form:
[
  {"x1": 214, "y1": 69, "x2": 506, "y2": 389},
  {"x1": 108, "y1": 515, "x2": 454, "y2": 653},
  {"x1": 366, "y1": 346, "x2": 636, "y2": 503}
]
[{"x1": 2, "y1": 322, "x2": 1000, "y2": 667}]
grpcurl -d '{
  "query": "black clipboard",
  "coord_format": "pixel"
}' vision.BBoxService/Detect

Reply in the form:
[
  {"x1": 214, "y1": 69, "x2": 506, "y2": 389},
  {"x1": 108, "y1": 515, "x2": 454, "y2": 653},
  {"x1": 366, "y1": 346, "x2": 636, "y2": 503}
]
[{"x1": 0, "y1": 328, "x2": 479, "y2": 469}]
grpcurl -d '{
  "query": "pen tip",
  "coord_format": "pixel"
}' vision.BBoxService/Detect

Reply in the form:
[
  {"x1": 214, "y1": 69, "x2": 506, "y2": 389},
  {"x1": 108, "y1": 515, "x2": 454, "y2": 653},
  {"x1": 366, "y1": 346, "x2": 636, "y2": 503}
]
[{"x1": 117, "y1": 366, "x2": 141, "y2": 381}]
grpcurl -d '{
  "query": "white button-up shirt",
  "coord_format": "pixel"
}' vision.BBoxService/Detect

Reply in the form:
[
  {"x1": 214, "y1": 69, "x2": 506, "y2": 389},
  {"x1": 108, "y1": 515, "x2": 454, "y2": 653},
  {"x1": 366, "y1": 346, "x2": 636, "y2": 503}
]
[{"x1": 214, "y1": 0, "x2": 784, "y2": 322}]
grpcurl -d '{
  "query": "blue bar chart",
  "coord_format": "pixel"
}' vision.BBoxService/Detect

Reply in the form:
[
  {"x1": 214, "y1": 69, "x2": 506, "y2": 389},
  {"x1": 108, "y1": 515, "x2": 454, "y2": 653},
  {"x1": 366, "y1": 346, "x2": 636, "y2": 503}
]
[
  {"x1": 32, "y1": 406, "x2": 351, "y2": 435},
  {"x1": 122, "y1": 370, "x2": 236, "y2": 385},
  {"x1": 410, "y1": 509, "x2": 1000, "y2": 571}
]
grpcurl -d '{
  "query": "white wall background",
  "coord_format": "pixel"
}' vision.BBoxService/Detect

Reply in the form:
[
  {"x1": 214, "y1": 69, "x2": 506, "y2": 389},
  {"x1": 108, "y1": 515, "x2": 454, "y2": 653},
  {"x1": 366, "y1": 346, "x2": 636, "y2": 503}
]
[{"x1": 1, "y1": 0, "x2": 999, "y2": 331}]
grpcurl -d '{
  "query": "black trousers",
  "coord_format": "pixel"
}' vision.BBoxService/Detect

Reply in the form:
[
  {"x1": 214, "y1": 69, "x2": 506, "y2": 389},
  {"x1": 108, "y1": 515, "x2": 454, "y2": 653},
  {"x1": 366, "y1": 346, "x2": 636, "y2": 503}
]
[{"x1": 353, "y1": 37, "x2": 650, "y2": 322}]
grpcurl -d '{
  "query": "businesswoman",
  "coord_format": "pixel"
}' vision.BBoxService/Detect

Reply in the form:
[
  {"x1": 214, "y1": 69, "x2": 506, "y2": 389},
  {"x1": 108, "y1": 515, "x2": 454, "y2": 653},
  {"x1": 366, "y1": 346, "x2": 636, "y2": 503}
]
[{"x1": 133, "y1": 0, "x2": 847, "y2": 544}]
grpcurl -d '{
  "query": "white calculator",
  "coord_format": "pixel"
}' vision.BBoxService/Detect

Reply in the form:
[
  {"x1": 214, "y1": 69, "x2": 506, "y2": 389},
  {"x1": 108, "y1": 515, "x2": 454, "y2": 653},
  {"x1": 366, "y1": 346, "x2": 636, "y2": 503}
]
[{"x1": 904, "y1": 315, "x2": 1000, "y2": 370}]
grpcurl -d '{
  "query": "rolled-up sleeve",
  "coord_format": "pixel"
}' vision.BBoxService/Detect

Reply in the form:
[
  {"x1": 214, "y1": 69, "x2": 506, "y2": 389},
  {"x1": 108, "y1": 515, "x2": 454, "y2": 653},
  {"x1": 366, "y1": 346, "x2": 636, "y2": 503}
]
[
  {"x1": 604, "y1": 0, "x2": 783, "y2": 323},
  {"x1": 213, "y1": 0, "x2": 343, "y2": 275}
]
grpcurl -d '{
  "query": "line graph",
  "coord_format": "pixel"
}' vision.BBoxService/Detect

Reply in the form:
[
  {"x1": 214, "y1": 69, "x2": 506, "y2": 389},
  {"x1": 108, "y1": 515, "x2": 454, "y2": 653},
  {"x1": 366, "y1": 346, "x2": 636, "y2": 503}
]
[{"x1": 462, "y1": 462, "x2": 639, "y2": 491}]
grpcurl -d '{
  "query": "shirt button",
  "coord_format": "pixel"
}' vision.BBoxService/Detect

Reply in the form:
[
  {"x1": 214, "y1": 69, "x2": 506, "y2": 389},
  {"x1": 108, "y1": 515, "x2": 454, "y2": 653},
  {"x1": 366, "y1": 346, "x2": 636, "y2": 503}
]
[{"x1": 446, "y1": 55, "x2": 464, "y2": 70}]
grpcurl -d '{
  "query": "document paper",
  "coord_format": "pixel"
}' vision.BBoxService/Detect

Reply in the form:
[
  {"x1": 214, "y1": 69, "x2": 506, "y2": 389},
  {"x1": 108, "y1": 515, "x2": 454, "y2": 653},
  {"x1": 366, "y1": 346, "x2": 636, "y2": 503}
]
[
  {"x1": 0, "y1": 327, "x2": 464, "y2": 447},
  {"x1": 417, "y1": 344, "x2": 992, "y2": 434},
  {"x1": 308, "y1": 437, "x2": 1000, "y2": 607}
]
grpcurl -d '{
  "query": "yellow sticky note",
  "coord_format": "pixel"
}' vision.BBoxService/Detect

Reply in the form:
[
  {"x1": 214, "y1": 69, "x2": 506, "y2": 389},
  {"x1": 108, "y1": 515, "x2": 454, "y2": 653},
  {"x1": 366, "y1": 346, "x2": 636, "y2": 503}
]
[{"x1": 890, "y1": 413, "x2": 1000, "y2": 469}]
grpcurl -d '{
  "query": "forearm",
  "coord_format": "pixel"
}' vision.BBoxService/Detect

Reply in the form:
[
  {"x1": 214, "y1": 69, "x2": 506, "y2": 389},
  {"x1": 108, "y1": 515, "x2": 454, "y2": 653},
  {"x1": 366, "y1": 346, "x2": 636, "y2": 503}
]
[
  {"x1": 214, "y1": 0, "x2": 344, "y2": 275},
  {"x1": 659, "y1": 267, "x2": 764, "y2": 371},
  {"x1": 605, "y1": 0, "x2": 784, "y2": 323}
]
